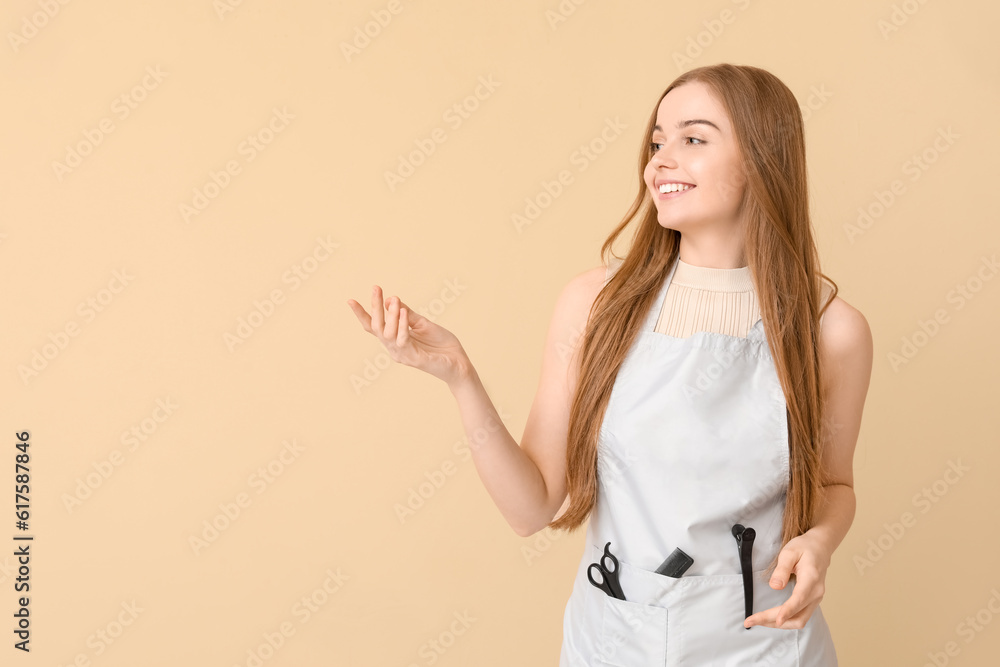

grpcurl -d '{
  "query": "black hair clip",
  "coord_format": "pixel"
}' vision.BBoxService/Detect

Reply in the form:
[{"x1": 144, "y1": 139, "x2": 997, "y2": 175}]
[{"x1": 732, "y1": 524, "x2": 756, "y2": 629}]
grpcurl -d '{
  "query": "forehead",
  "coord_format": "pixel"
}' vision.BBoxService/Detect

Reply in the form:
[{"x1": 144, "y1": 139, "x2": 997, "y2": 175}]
[{"x1": 653, "y1": 81, "x2": 730, "y2": 135}]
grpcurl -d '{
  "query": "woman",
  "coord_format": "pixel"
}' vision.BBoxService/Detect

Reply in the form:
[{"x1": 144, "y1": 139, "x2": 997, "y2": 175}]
[{"x1": 348, "y1": 63, "x2": 872, "y2": 665}]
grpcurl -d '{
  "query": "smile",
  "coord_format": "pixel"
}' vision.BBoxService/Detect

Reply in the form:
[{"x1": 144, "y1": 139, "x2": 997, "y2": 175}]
[{"x1": 656, "y1": 183, "x2": 695, "y2": 199}]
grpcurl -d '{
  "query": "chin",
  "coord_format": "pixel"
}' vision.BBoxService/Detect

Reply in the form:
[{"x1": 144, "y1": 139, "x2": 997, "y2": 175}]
[
  {"x1": 656, "y1": 216, "x2": 687, "y2": 233},
  {"x1": 658, "y1": 220, "x2": 686, "y2": 233}
]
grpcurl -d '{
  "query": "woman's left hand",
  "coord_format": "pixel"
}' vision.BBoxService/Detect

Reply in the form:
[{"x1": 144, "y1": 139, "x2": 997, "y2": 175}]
[{"x1": 743, "y1": 530, "x2": 832, "y2": 630}]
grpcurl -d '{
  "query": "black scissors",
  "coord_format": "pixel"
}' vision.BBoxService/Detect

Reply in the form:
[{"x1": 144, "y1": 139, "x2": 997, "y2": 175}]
[{"x1": 587, "y1": 541, "x2": 626, "y2": 600}]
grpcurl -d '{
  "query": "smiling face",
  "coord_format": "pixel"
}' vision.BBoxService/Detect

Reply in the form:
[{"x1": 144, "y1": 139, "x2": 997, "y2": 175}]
[{"x1": 643, "y1": 81, "x2": 747, "y2": 235}]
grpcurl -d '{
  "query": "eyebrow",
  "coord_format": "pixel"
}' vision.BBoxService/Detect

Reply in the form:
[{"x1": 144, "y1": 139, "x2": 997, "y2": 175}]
[{"x1": 653, "y1": 119, "x2": 721, "y2": 133}]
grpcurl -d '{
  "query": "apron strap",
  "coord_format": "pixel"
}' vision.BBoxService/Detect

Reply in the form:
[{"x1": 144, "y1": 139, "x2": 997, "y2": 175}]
[
  {"x1": 644, "y1": 255, "x2": 681, "y2": 332},
  {"x1": 745, "y1": 317, "x2": 766, "y2": 342}
]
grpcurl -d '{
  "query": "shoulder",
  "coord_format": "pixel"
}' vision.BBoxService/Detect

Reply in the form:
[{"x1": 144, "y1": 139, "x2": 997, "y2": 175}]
[
  {"x1": 817, "y1": 292, "x2": 873, "y2": 383},
  {"x1": 561, "y1": 256, "x2": 622, "y2": 300},
  {"x1": 548, "y1": 262, "x2": 617, "y2": 334},
  {"x1": 558, "y1": 264, "x2": 610, "y2": 313}
]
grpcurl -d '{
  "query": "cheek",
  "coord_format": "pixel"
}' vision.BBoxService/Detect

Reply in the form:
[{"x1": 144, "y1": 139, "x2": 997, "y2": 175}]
[{"x1": 713, "y1": 166, "x2": 746, "y2": 204}]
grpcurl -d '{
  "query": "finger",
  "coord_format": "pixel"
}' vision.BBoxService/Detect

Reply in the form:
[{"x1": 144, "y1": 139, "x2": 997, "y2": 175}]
[
  {"x1": 744, "y1": 602, "x2": 788, "y2": 629},
  {"x1": 394, "y1": 298, "x2": 429, "y2": 329},
  {"x1": 750, "y1": 597, "x2": 820, "y2": 630},
  {"x1": 744, "y1": 603, "x2": 777, "y2": 629},
  {"x1": 777, "y1": 599, "x2": 821, "y2": 629},
  {"x1": 384, "y1": 294, "x2": 399, "y2": 340},
  {"x1": 397, "y1": 306, "x2": 409, "y2": 347},
  {"x1": 771, "y1": 579, "x2": 813, "y2": 625},
  {"x1": 771, "y1": 546, "x2": 801, "y2": 591},
  {"x1": 371, "y1": 285, "x2": 385, "y2": 337},
  {"x1": 395, "y1": 299, "x2": 424, "y2": 324},
  {"x1": 346, "y1": 299, "x2": 374, "y2": 334}
]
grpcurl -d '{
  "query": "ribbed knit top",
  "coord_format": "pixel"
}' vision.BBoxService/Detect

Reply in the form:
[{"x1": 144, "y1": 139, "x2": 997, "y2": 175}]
[
  {"x1": 605, "y1": 256, "x2": 834, "y2": 339},
  {"x1": 605, "y1": 256, "x2": 761, "y2": 339},
  {"x1": 656, "y1": 258, "x2": 760, "y2": 338},
  {"x1": 656, "y1": 258, "x2": 761, "y2": 338}
]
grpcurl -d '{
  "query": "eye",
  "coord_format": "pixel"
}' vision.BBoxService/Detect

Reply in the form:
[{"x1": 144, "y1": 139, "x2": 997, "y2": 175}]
[{"x1": 649, "y1": 137, "x2": 705, "y2": 152}]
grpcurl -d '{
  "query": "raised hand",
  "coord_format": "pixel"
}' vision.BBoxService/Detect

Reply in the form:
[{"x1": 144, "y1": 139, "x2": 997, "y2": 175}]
[{"x1": 347, "y1": 284, "x2": 471, "y2": 387}]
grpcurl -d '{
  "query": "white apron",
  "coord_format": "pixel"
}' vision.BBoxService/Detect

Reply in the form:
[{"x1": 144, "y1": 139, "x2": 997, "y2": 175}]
[{"x1": 559, "y1": 256, "x2": 838, "y2": 666}]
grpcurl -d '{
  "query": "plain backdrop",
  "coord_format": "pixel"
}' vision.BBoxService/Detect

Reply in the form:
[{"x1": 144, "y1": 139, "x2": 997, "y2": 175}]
[{"x1": 1, "y1": 0, "x2": 998, "y2": 665}]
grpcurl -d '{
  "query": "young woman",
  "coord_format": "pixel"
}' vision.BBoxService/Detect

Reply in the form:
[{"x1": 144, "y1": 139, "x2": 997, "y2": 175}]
[{"x1": 348, "y1": 63, "x2": 872, "y2": 666}]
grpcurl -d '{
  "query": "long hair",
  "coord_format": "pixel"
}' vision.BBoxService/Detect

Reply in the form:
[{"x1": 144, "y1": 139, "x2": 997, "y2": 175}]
[{"x1": 548, "y1": 63, "x2": 838, "y2": 577}]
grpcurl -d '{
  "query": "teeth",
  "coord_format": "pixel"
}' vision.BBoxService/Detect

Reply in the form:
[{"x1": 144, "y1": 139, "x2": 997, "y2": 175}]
[{"x1": 659, "y1": 183, "x2": 693, "y2": 193}]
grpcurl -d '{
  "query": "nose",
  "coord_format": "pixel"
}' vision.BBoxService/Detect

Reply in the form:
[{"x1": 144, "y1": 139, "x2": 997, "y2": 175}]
[{"x1": 649, "y1": 144, "x2": 677, "y2": 169}]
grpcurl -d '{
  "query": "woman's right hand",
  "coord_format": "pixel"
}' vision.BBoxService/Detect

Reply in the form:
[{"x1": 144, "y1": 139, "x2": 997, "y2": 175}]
[{"x1": 347, "y1": 284, "x2": 471, "y2": 387}]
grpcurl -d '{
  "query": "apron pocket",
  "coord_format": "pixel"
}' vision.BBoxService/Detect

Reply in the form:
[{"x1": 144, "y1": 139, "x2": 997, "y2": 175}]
[
  {"x1": 586, "y1": 543, "x2": 669, "y2": 667},
  {"x1": 586, "y1": 542, "x2": 798, "y2": 666},
  {"x1": 594, "y1": 595, "x2": 668, "y2": 667},
  {"x1": 666, "y1": 569, "x2": 799, "y2": 666}
]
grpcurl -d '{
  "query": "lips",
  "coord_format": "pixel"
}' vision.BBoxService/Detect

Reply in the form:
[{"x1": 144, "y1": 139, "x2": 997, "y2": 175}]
[
  {"x1": 656, "y1": 187, "x2": 694, "y2": 200},
  {"x1": 652, "y1": 180, "x2": 696, "y2": 199}
]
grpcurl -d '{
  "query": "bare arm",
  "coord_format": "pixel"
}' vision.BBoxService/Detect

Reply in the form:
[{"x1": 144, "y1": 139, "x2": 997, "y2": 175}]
[
  {"x1": 807, "y1": 295, "x2": 873, "y2": 557},
  {"x1": 349, "y1": 268, "x2": 607, "y2": 537},
  {"x1": 742, "y1": 292, "x2": 873, "y2": 629},
  {"x1": 447, "y1": 265, "x2": 607, "y2": 537}
]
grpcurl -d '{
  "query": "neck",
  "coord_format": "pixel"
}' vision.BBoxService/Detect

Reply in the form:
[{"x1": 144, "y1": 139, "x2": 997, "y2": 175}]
[
  {"x1": 677, "y1": 237, "x2": 746, "y2": 269},
  {"x1": 673, "y1": 257, "x2": 753, "y2": 292}
]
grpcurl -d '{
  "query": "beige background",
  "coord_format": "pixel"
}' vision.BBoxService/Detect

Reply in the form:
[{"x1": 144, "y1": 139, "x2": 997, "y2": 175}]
[{"x1": 2, "y1": 0, "x2": 998, "y2": 664}]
